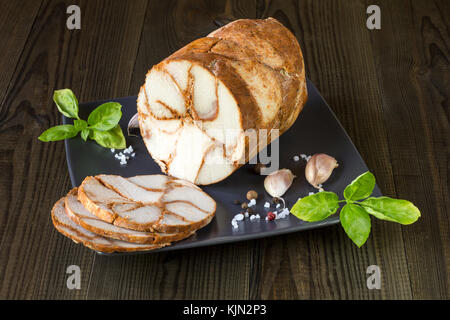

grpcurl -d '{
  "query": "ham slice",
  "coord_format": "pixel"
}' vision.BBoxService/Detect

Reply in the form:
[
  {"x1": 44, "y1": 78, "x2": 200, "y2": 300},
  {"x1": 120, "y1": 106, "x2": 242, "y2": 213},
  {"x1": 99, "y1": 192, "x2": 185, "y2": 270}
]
[
  {"x1": 65, "y1": 188, "x2": 195, "y2": 244},
  {"x1": 51, "y1": 198, "x2": 168, "y2": 253},
  {"x1": 137, "y1": 18, "x2": 307, "y2": 185},
  {"x1": 51, "y1": 174, "x2": 216, "y2": 253},
  {"x1": 78, "y1": 175, "x2": 216, "y2": 233}
]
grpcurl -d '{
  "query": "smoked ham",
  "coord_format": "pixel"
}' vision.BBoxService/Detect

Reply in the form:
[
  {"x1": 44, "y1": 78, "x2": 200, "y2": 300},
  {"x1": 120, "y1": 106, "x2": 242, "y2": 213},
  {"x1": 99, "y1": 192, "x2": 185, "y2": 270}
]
[
  {"x1": 50, "y1": 174, "x2": 217, "y2": 253},
  {"x1": 52, "y1": 198, "x2": 168, "y2": 253},
  {"x1": 77, "y1": 175, "x2": 216, "y2": 233},
  {"x1": 137, "y1": 18, "x2": 307, "y2": 185},
  {"x1": 65, "y1": 188, "x2": 195, "y2": 244}
]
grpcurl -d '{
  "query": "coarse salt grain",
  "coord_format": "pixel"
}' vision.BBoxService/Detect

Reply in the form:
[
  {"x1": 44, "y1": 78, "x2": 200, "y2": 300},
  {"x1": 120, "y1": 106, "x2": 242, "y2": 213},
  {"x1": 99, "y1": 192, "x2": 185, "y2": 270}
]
[
  {"x1": 244, "y1": 212, "x2": 249, "y2": 218},
  {"x1": 250, "y1": 215, "x2": 256, "y2": 221},
  {"x1": 264, "y1": 202, "x2": 270, "y2": 208},
  {"x1": 276, "y1": 203, "x2": 281, "y2": 209},
  {"x1": 293, "y1": 155, "x2": 300, "y2": 162},
  {"x1": 280, "y1": 208, "x2": 290, "y2": 217},
  {"x1": 309, "y1": 192, "x2": 315, "y2": 196},
  {"x1": 255, "y1": 214, "x2": 260, "y2": 219},
  {"x1": 113, "y1": 146, "x2": 136, "y2": 165},
  {"x1": 234, "y1": 213, "x2": 244, "y2": 221}
]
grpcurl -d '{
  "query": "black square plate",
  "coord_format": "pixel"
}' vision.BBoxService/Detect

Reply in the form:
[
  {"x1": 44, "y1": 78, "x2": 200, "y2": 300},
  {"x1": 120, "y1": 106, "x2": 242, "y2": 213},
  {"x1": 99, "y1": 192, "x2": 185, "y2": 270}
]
[{"x1": 63, "y1": 79, "x2": 381, "y2": 255}]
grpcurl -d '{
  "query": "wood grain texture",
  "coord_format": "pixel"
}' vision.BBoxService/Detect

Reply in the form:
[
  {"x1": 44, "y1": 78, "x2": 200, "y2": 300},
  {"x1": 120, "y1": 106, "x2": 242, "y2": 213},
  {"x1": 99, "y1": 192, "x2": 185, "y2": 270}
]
[{"x1": 0, "y1": 0, "x2": 448, "y2": 299}]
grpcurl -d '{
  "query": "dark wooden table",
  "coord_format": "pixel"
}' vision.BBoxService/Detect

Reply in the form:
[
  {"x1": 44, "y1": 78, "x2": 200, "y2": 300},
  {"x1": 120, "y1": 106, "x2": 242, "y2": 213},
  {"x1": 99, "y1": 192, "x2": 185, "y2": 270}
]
[{"x1": 0, "y1": 0, "x2": 448, "y2": 300}]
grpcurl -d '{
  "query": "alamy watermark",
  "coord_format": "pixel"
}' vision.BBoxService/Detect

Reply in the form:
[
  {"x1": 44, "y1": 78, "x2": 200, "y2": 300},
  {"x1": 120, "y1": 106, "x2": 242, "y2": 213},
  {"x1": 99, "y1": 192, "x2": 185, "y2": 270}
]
[
  {"x1": 366, "y1": 265, "x2": 381, "y2": 289},
  {"x1": 67, "y1": 5, "x2": 81, "y2": 30},
  {"x1": 366, "y1": 5, "x2": 381, "y2": 30},
  {"x1": 66, "y1": 265, "x2": 81, "y2": 290}
]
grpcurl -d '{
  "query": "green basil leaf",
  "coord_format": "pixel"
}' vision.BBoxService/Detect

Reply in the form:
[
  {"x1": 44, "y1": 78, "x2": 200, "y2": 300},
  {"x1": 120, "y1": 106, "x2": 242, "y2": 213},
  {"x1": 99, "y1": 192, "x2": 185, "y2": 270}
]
[
  {"x1": 361, "y1": 196, "x2": 420, "y2": 225},
  {"x1": 73, "y1": 119, "x2": 87, "y2": 131},
  {"x1": 340, "y1": 203, "x2": 371, "y2": 247},
  {"x1": 343, "y1": 171, "x2": 375, "y2": 201},
  {"x1": 53, "y1": 89, "x2": 79, "y2": 119},
  {"x1": 80, "y1": 128, "x2": 90, "y2": 141},
  {"x1": 38, "y1": 125, "x2": 79, "y2": 142},
  {"x1": 91, "y1": 124, "x2": 126, "y2": 149},
  {"x1": 290, "y1": 191, "x2": 339, "y2": 222},
  {"x1": 87, "y1": 102, "x2": 122, "y2": 131}
]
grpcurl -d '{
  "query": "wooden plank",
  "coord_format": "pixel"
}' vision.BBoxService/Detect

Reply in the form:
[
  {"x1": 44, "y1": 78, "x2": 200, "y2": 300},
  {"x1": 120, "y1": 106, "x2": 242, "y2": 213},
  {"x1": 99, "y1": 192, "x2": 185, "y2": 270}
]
[
  {"x1": 0, "y1": 0, "x2": 447, "y2": 300},
  {"x1": 0, "y1": 0, "x2": 147, "y2": 299},
  {"x1": 366, "y1": 0, "x2": 449, "y2": 299},
  {"x1": 0, "y1": 0, "x2": 42, "y2": 106}
]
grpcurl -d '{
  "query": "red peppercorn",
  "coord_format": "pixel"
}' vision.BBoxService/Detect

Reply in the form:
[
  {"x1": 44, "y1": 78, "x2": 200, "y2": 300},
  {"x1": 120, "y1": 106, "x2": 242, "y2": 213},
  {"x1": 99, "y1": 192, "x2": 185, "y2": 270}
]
[{"x1": 267, "y1": 212, "x2": 275, "y2": 221}]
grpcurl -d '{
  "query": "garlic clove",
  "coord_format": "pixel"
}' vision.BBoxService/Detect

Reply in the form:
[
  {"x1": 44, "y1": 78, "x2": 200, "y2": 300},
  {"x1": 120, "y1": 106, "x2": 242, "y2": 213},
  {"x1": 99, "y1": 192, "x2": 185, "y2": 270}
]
[
  {"x1": 264, "y1": 169, "x2": 295, "y2": 198},
  {"x1": 305, "y1": 153, "x2": 338, "y2": 189}
]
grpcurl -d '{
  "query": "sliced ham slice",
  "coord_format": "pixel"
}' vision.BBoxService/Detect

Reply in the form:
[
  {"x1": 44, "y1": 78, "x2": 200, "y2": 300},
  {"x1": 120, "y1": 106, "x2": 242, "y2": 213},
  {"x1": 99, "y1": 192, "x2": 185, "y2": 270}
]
[
  {"x1": 76, "y1": 175, "x2": 129, "y2": 223},
  {"x1": 65, "y1": 189, "x2": 194, "y2": 244},
  {"x1": 51, "y1": 198, "x2": 168, "y2": 253},
  {"x1": 78, "y1": 175, "x2": 216, "y2": 233},
  {"x1": 96, "y1": 174, "x2": 164, "y2": 204},
  {"x1": 137, "y1": 18, "x2": 307, "y2": 185}
]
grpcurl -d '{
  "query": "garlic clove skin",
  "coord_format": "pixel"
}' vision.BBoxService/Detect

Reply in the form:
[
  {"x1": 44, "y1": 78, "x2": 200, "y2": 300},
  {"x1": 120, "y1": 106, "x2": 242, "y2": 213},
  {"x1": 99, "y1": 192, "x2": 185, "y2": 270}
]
[
  {"x1": 305, "y1": 153, "x2": 338, "y2": 189},
  {"x1": 264, "y1": 169, "x2": 295, "y2": 198}
]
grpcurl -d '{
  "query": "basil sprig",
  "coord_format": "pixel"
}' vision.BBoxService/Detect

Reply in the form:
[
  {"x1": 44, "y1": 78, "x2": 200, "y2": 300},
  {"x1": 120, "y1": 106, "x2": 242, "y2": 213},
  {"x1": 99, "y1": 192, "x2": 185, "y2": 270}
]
[
  {"x1": 38, "y1": 89, "x2": 126, "y2": 149},
  {"x1": 290, "y1": 172, "x2": 421, "y2": 247}
]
